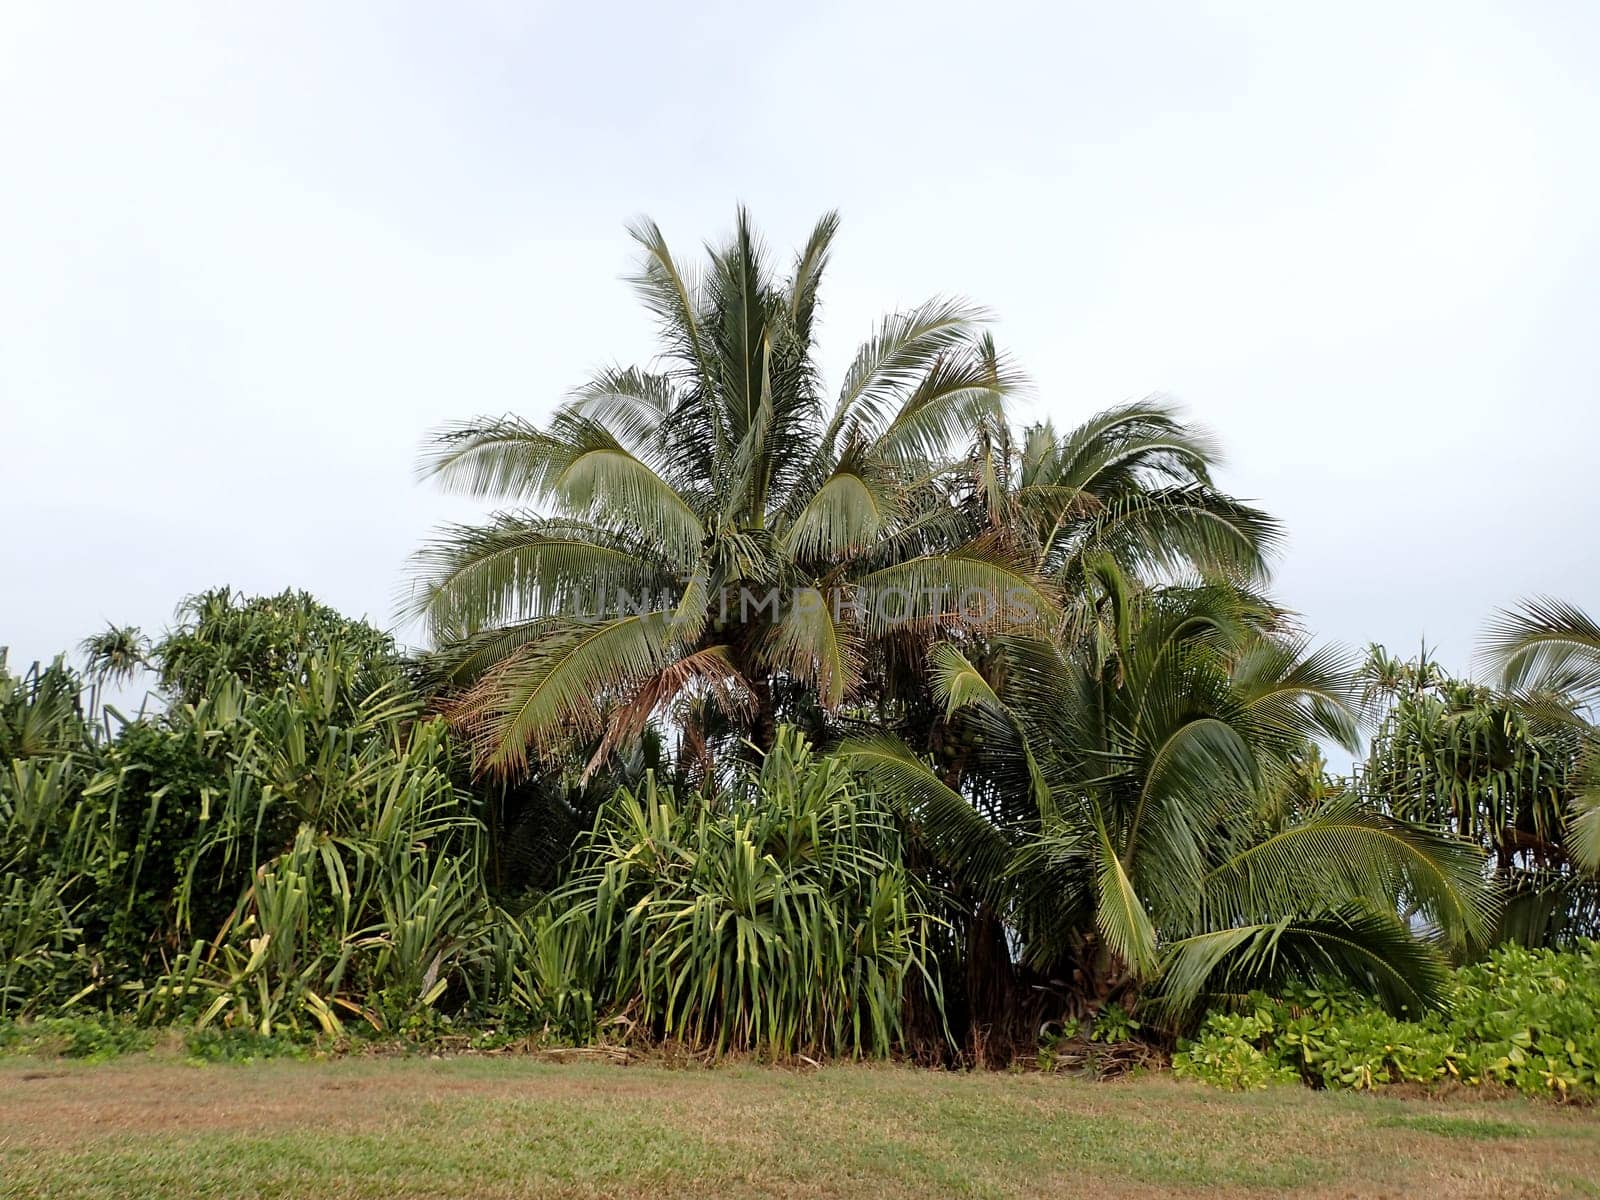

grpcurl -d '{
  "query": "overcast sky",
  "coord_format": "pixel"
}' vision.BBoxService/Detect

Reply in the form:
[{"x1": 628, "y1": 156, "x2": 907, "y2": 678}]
[{"x1": 4, "y1": 2, "x2": 1597, "y2": 733}]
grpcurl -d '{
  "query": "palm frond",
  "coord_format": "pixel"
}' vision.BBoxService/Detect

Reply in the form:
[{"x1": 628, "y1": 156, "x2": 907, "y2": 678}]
[
  {"x1": 761, "y1": 587, "x2": 862, "y2": 709},
  {"x1": 451, "y1": 610, "x2": 683, "y2": 774},
  {"x1": 1093, "y1": 818, "x2": 1159, "y2": 978},
  {"x1": 407, "y1": 516, "x2": 675, "y2": 636},
  {"x1": 1156, "y1": 905, "x2": 1453, "y2": 1020},
  {"x1": 1202, "y1": 799, "x2": 1498, "y2": 946},
  {"x1": 835, "y1": 736, "x2": 1012, "y2": 895},
  {"x1": 1483, "y1": 597, "x2": 1600, "y2": 706},
  {"x1": 825, "y1": 297, "x2": 991, "y2": 450}
]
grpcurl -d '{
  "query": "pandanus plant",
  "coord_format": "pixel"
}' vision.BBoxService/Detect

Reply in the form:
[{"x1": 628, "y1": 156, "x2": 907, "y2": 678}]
[{"x1": 1484, "y1": 597, "x2": 1600, "y2": 872}]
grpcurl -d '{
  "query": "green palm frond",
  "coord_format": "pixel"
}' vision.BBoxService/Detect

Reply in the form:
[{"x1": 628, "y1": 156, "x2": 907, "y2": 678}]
[
  {"x1": 825, "y1": 297, "x2": 992, "y2": 451},
  {"x1": 787, "y1": 211, "x2": 839, "y2": 345},
  {"x1": 928, "y1": 642, "x2": 1056, "y2": 819},
  {"x1": 1202, "y1": 800, "x2": 1497, "y2": 946},
  {"x1": 1093, "y1": 818, "x2": 1159, "y2": 978},
  {"x1": 417, "y1": 416, "x2": 568, "y2": 501},
  {"x1": 780, "y1": 468, "x2": 892, "y2": 561},
  {"x1": 928, "y1": 643, "x2": 1004, "y2": 717},
  {"x1": 865, "y1": 333, "x2": 1019, "y2": 467},
  {"x1": 1484, "y1": 596, "x2": 1600, "y2": 706},
  {"x1": 1156, "y1": 905, "x2": 1453, "y2": 1020},
  {"x1": 407, "y1": 516, "x2": 675, "y2": 635},
  {"x1": 835, "y1": 736, "x2": 1012, "y2": 895},
  {"x1": 1025, "y1": 399, "x2": 1221, "y2": 490},
  {"x1": 855, "y1": 546, "x2": 1056, "y2": 637},
  {"x1": 1568, "y1": 785, "x2": 1600, "y2": 872},
  {"x1": 762, "y1": 588, "x2": 861, "y2": 709},
  {"x1": 453, "y1": 610, "x2": 683, "y2": 773},
  {"x1": 1232, "y1": 637, "x2": 1365, "y2": 753},
  {"x1": 625, "y1": 216, "x2": 716, "y2": 395},
  {"x1": 1018, "y1": 401, "x2": 1282, "y2": 591},
  {"x1": 550, "y1": 443, "x2": 707, "y2": 566},
  {"x1": 564, "y1": 368, "x2": 681, "y2": 456}
]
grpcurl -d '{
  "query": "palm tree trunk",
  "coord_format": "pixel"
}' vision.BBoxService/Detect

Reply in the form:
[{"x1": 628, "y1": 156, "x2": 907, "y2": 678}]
[
  {"x1": 747, "y1": 672, "x2": 777, "y2": 752},
  {"x1": 964, "y1": 905, "x2": 1021, "y2": 1065}
]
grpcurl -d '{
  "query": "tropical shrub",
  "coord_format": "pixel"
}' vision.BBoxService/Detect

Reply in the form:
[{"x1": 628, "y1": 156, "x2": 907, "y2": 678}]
[
  {"x1": 1485, "y1": 597, "x2": 1600, "y2": 876},
  {"x1": 153, "y1": 586, "x2": 404, "y2": 706},
  {"x1": 182, "y1": 1024, "x2": 312, "y2": 1063},
  {"x1": 0, "y1": 668, "x2": 103, "y2": 1014},
  {"x1": 546, "y1": 728, "x2": 942, "y2": 1057},
  {"x1": 1, "y1": 591, "x2": 514, "y2": 1037},
  {"x1": 0, "y1": 653, "x2": 92, "y2": 763},
  {"x1": 136, "y1": 667, "x2": 499, "y2": 1036},
  {"x1": 0, "y1": 1014, "x2": 156, "y2": 1061},
  {"x1": 1173, "y1": 940, "x2": 1600, "y2": 1100}
]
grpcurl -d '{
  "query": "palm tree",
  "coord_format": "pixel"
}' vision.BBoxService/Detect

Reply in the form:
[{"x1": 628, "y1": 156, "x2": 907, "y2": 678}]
[
  {"x1": 1484, "y1": 597, "x2": 1600, "y2": 871},
  {"x1": 1009, "y1": 402, "x2": 1282, "y2": 628},
  {"x1": 412, "y1": 209, "x2": 1052, "y2": 776},
  {"x1": 845, "y1": 584, "x2": 1495, "y2": 1045}
]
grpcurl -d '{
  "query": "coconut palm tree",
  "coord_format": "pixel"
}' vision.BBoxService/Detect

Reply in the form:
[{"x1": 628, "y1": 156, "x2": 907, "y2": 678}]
[
  {"x1": 845, "y1": 583, "x2": 1496, "y2": 1043},
  {"x1": 412, "y1": 209, "x2": 1051, "y2": 776}
]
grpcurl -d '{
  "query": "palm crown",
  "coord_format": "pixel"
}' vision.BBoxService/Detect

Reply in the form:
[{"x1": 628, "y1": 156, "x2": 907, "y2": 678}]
[{"x1": 413, "y1": 209, "x2": 1051, "y2": 774}]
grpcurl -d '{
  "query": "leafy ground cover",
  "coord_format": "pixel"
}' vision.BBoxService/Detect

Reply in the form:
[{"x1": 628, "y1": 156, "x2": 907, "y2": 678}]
[{"x1": 1174, "y1": 942, "x2": 1600, "y2": 1099}]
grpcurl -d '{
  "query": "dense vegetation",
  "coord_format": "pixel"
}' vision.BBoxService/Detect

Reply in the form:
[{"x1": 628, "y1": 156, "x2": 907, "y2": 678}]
[{"x1": 5, "y1": 211, "x2": 1599, "y2": 1095}]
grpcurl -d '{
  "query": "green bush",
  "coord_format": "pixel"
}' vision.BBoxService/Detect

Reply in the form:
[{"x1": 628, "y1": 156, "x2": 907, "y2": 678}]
[
  {"x1": 544, "y1": 728, "x2": 943, "y2": 1058},
  {"x1": 1171, "y1": 1026, "x2": 1300, "y2": 1091},
  {"x1": 1173, "y1": 941, "x2": 1600, "y2": 1099}
]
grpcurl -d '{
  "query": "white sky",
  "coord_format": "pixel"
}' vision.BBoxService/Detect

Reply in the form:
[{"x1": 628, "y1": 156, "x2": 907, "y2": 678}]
[{"x1": 4, "y1": 2, "x2": 1598, "y2": 728}]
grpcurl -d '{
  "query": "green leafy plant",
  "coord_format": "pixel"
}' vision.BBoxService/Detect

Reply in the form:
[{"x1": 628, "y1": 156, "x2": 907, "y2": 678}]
[
  {"x1": 1090, "y1": 1003, "x2": 1140, "y2": 1043},
  {"x1": 0, "y1": 1015, "x2": 155, "y2": 1061},
  {"x1": 1174, "y1": 940, "x2": 1600, "y2": 1100},
  {"x1": 3, "y1": 591, "x2": 521, "y2": 1038},
  {"x1": 183, "y1": 1025, "x2": 310, "y2": 1064}
]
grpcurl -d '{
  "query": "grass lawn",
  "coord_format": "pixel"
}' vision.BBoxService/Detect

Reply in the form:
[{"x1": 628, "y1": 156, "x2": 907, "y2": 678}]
[{"x1": 2, "y1": 1055, "x2": 1597, "y2": 1198}]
